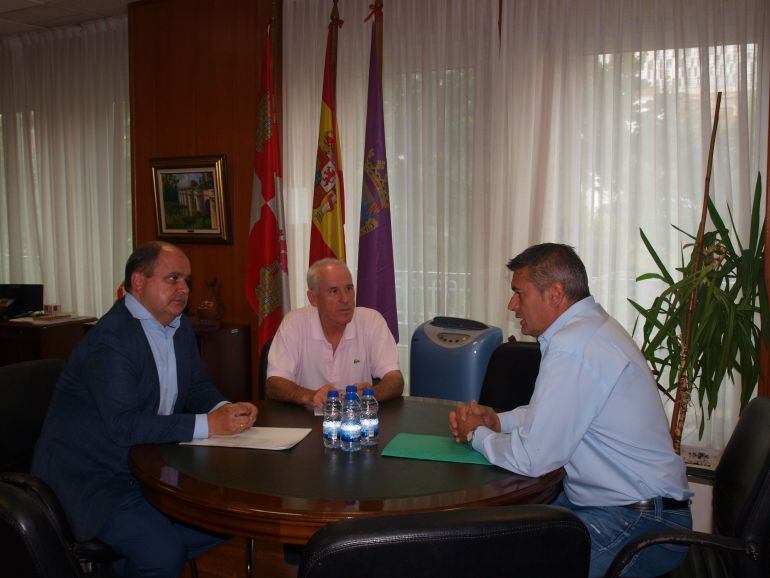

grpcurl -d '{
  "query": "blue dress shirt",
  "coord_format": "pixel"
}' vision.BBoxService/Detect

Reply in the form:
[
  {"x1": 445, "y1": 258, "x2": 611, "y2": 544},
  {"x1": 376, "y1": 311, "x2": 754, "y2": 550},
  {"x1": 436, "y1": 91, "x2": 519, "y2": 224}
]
[
  {"x1": 124, "y1": 293, "x2": 215, "y2": 439},
  {"x1": 473, "y1": 296, "x2": 691, "y2": 506}
]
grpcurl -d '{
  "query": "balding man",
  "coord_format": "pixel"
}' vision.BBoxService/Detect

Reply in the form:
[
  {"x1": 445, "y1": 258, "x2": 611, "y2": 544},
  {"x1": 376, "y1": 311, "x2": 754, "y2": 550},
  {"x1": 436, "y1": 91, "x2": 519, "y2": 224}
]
[
  {"x1": 33, "y1": 241, "x2": 257, "y2": 578},
  {"x1": 266, "y1": 258, "x2": 404, "y2": 410}
]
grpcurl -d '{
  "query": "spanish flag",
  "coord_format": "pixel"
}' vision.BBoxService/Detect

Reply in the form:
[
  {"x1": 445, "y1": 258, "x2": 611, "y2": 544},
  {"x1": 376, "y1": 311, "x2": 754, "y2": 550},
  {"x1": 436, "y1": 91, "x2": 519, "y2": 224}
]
[{"x1": 309, "y1": 1, "x2": 346, "y2": 265}]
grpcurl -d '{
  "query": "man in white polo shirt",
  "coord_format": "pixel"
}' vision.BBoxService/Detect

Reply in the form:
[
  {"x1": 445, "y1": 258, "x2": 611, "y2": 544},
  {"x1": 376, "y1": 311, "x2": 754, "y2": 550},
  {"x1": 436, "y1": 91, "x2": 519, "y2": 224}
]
[{"x1": 266, "y1": 258, "x2": 404, "y2": 410}]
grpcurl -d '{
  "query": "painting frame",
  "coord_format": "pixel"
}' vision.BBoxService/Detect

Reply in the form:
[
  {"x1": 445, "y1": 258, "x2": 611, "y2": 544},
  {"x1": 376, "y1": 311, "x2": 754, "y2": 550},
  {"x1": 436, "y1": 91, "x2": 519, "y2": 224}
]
[{"x1": 151, "y1": 154, "x2": 231, "y2": 243}]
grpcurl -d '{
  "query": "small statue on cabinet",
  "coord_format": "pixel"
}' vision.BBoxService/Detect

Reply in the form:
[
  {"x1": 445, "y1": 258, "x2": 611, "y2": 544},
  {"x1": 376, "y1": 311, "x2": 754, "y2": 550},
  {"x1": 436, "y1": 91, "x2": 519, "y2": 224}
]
[{"x1": 194, "y1": 276, "x2": 225, "y2": 330}]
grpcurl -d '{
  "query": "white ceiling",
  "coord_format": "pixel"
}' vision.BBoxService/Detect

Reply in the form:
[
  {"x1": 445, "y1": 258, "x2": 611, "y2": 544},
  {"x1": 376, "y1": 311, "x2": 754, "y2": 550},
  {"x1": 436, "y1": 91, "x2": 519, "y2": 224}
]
[{"x1": 0, "y1": 0, "x2": 129, "y2": 36}]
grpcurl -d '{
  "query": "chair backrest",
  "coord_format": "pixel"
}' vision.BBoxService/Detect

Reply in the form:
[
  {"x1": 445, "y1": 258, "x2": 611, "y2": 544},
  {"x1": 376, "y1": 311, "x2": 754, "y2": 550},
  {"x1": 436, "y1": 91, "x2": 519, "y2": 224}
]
[
  {"x1": 0, "y1": 472, "x2": 123, "y2": 570},
  {"x1": 478, "y1": 341, "x2": 541, "y2": 410},
  {"x1": 298, "y1": 504, "x2": 590, "y2": 578},
  {"x1": 0, "y1": 358, "x2": 65, "y2": 472},
  {"x1": 0, "y1": 472, "x2": 75, "y2": 544},
  {"x1": 0, "y1": 479, "x2": 83, "y2": 578},
  {"x1": 258, "y1": 339, "x2": 272, "y2": 400},
  {"x1": 712, "y1": 395, "x2": 770, "y2": 576}
]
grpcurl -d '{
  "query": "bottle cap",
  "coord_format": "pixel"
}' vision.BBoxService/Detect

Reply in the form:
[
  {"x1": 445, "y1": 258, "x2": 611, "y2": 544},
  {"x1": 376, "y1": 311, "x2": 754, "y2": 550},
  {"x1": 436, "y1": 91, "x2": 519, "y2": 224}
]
[
  {"x1": 345, "y1": 392, "x2": 357, "y2": 400},
  {"x1": 327, "y1": 390, "x2": 339, "y2": 398},
  {"x1": 345, "y1": 385, "x2": 357, "y2": 393},
  {"x1": 363, "y1": 389, "x2": 374, "y2": 396}
]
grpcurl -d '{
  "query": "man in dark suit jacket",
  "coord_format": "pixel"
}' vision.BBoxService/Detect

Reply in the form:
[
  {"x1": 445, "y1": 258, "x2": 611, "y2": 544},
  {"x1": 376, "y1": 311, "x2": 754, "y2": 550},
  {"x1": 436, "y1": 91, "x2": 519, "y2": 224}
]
[{"x1": 32, "y1": 241, "x2": 257, "y2": 577}]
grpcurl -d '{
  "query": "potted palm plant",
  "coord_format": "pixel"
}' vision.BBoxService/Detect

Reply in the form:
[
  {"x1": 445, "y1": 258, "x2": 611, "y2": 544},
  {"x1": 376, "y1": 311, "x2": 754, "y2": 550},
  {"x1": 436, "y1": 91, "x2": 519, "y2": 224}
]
[{"x1": 629, "y1": 173, "x2": 768, "y2": 453}]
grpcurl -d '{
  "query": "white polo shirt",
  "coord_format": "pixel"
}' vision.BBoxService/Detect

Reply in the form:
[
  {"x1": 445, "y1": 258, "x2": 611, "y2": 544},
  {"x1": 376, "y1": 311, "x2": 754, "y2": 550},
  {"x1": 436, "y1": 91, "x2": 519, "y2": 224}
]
[{"x1": 266, "y1": 305, "x2": 400, "y2": 390}]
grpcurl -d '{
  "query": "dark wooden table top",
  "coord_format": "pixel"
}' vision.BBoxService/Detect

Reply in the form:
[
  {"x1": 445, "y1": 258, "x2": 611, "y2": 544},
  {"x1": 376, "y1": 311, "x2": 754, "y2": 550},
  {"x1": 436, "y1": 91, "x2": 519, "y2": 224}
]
[{"x1": 130, "y1": 396, "x2": 564, "y2": 544}]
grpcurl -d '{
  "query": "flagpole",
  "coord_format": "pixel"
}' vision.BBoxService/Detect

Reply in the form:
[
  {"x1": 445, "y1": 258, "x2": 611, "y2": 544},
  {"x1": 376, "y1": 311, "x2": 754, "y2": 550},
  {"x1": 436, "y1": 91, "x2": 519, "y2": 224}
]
[
  {"x1": 329, "y1": 0, "x2": 341, "y2": 94},
  {"x1": 328, "y1": 0, "x2": 345, "y2": 224},
  {"x1": 374, "y1": 0, "x2": 383, "y2": 83}
]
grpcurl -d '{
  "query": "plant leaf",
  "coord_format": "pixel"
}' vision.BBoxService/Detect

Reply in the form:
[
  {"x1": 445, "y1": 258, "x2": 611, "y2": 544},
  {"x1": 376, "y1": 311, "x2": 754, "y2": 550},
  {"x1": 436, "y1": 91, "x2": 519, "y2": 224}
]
[{"x1": 639, "y1": 228, "x2": 675, "y2": 285}]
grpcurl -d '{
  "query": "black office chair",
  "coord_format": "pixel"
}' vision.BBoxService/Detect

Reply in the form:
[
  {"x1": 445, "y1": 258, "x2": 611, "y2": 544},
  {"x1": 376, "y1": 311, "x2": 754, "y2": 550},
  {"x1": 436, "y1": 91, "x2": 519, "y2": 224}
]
[
  {"x1": 0, "y1": 359, "x2": 123, "y2": 575},
  {"x1": 0, "y1": 358, "x2": 64, "y2": 472},
  {"x1": 258, "y1": 338, "x2": 272, "y2": 400},
  {"x1": 0, "y1": 472, "x2": 123, "y2": 576},
  {"x1": 298, "y1": 504, "x2": 590, "y2": 578},
  {"x1": 0, "y1": 479, "x2": 85, "y2": 578},
  {"x1": 478, "y1": 341, "x2": 541, "y2": 411},
  {"x1": 605, "y1": 395, "x2": 770, "y2": 578}
]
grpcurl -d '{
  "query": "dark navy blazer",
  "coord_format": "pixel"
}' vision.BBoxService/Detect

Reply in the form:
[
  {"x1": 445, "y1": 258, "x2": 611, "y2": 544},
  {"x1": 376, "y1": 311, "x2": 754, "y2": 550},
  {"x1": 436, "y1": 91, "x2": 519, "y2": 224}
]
[{"x1": 32, "y1": 299, "x2": 226, "y2": 540}]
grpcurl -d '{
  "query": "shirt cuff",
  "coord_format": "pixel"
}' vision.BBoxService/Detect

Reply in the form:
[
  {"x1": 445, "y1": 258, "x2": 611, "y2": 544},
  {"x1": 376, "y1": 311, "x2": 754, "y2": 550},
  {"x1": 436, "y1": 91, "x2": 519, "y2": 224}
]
[
  {"x1": 471, "y1": 425, "x2": 496, "y2": 453},
  {"x1": 266, "y1": 369, "x2": 296, "y2": 382},
  {"x1": 374, "y1": 365, "x2": 401, "y2": 378},
  {"x1": 193, "y1": 413, "x2": 209, "y2": 440},
  {"x1": 193, "y1": 400, "x2": 231, "y2": 439}
]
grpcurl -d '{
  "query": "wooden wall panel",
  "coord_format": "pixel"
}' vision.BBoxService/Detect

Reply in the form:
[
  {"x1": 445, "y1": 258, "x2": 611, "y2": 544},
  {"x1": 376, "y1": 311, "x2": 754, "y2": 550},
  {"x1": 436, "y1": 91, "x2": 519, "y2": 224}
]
[{"x1": 129, "y1": 0, "x2": 280, "y2": 390}]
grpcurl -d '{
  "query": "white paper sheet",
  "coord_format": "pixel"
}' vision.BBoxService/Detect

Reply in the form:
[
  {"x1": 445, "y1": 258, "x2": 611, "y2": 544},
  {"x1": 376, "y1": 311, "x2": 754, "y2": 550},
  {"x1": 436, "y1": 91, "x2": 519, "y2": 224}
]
[{"x1": 181, "y1": 427, "x2": 311, "y2": 450}]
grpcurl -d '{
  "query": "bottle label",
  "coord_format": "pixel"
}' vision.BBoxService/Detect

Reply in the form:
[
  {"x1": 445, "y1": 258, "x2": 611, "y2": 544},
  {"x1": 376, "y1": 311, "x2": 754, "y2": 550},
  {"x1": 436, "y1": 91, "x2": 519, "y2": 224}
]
[
  {"x1": 361, "y1": 418, "x2": 379, "y2": 438},
  {"x1": 323, "y1": 420, "x2": 340, "y2": 441},
  {"x1": 340, "y1": 421, "x2": 361, "y2": 442}
]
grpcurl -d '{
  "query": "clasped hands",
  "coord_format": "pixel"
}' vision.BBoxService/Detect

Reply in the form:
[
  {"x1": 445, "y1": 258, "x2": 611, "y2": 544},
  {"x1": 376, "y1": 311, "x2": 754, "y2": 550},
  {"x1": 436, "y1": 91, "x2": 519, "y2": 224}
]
[
  {"x1": 448, "y1": 400, "x2": 501, "y2": 443},
  {"x1": 207, "y1": 401, "x2": 258, "y2": 436},
  {"x1": 308, "y1": 382, "x2": 372, "y2": 411}
]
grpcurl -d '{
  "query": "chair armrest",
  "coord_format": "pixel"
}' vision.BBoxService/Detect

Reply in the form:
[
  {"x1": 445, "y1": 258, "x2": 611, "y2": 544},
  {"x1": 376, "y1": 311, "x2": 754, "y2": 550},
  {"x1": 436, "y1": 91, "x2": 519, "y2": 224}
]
[
  {"x1": 603, "y1": 529, "x2": 748, "y2": 578},
  {"x1": 73, "y1": 539, "x2": 124, "y2": 564}
]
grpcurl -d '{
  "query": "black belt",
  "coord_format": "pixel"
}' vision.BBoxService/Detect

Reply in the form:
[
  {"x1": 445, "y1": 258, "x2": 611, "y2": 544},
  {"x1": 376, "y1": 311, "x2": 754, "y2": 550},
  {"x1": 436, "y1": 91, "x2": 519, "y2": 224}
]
[{"x1": 623, "y1": 497, "x2": 690, "y2": 511}]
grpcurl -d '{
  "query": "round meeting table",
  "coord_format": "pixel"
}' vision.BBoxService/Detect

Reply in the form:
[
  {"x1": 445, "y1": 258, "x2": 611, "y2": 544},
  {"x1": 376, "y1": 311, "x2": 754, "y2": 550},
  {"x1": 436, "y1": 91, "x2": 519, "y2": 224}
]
[{"x1": 129, "y1": 396, "x2": 564, "y2": 545}]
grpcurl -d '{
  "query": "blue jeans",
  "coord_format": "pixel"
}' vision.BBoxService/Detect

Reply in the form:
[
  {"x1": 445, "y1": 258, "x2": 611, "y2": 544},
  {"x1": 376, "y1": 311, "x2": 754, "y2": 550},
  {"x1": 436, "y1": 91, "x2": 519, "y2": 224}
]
[
  {"x1": 97, "y1": 490, "x2": 225, "y2": 578},
  {"x1": 553, "y1": 492, "x2": 692, "y2": 578}
]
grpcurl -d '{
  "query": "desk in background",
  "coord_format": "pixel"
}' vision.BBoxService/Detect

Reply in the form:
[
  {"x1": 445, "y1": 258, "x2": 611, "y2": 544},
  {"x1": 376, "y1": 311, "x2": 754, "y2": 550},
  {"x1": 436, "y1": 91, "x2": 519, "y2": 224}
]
[
  {"x1": 130, "y1": 396, "x2": 564, "y2": 545},
  {"x1": 0, "y1": 316, "x2": 252, "y2": 405},
  {"x1": 0, "y1": 317, "x2": 96, "y2": 366},
  {"x1": 193, "y1": 322, "x2": 251, "y2": 402}
]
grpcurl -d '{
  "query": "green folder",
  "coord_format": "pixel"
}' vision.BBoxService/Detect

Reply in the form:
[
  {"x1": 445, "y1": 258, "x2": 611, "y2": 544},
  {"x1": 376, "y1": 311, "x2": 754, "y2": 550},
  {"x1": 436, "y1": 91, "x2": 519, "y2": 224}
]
[{"x1": 381, "y1": 433, "x2": 491, "y2": 466}]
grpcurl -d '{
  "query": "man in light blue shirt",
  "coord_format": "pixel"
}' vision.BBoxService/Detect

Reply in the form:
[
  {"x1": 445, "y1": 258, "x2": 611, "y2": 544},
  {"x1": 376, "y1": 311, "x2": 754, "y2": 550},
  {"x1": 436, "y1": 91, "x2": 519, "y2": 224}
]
[{"x1": 449, "y1": 243, "x2": 691, "y2": 578}]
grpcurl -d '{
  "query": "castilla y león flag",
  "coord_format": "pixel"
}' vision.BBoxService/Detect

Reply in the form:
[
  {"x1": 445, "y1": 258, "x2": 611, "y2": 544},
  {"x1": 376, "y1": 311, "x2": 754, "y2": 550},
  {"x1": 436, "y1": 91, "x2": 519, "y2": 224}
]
[
  {"x1": 309, "y1": 4, "x2": 346, "y2": 265},
  {"x1": 246, "y1": 26, "x2": 289, "y2": 352}
]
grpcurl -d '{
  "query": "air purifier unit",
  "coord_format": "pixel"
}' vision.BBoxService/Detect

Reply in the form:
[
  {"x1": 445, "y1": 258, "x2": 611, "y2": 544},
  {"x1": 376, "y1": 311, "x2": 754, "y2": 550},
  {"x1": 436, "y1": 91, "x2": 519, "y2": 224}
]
[{"x1": 409, "y1": 317, "x2": 503, "y2": 402}]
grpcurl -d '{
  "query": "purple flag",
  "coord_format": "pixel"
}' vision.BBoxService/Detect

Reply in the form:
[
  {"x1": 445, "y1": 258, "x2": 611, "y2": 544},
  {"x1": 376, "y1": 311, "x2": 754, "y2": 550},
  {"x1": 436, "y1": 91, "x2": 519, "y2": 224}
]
[{"x1": 356, "y1": 16, "x2": 398, "y2": 342}]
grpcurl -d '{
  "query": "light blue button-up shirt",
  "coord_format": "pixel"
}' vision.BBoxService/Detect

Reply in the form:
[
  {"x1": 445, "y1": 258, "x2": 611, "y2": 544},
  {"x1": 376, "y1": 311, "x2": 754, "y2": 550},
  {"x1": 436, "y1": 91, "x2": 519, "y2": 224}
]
[
  {"x1": 125, "y1": 293, "x2": 210, "y2": 439},
  {"x1": 473, "y1": 296, "x2": 691, "y2": 506}
]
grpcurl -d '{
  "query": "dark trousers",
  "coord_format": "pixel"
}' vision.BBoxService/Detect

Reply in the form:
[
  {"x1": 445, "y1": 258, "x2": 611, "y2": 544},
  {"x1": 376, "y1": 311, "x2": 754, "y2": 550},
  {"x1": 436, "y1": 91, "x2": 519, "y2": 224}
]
[{"x1": 97, "y1": 490, "x2": 224, "y2": 578}]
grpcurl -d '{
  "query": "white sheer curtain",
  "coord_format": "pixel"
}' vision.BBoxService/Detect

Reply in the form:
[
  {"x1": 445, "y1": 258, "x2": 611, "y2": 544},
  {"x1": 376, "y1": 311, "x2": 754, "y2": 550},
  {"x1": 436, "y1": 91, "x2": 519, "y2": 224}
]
[
  {"x1": 0, "y1": 16, "x2": 132, "y2": 317},
  {"x1": 482, "y1": 0, "x2": 769, "y2": 449},
  {"x1": 283, "y1": 0, "x2": 495, "y2": 380},
  {"x1": 283, "y1": 0, "x2": 769, "y2": 448}
]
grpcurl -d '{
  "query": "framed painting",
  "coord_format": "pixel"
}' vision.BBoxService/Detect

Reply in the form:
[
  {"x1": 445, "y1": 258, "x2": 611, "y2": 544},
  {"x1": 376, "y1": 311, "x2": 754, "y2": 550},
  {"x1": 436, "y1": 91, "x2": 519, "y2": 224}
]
[{"x1": 151, "y1": 155, "x2": 231, "y2": 243}]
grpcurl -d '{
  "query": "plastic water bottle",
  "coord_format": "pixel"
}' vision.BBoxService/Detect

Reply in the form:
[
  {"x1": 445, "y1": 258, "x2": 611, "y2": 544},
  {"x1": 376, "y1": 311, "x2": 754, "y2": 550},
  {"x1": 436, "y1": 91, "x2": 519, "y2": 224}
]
[
  {"x1": 360, "y1": 389, "x2": 379, "y2": 446},
  {"x1": 345, "y1": 385, "x2": 359, "y2": 402},
  {"x1": 340, "y1": 392, "x2": 361, "y2": 452},
  {"x1": 322, "y1": 390, "x2": 342, "y2": 449}
]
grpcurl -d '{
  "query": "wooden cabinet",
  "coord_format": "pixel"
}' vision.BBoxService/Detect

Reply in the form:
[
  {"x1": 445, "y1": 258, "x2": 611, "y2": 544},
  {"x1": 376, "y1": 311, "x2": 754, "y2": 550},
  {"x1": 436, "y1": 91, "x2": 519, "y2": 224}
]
[
  {"x1": 194, "y1": 323, "x2": 252, "y2": 402},
  {"x1": 0, "y1": 317, "x2": 96, "y2": 366},
  {"x1": 0, "y1": 317, "x2": 253, "y2": 402}
]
